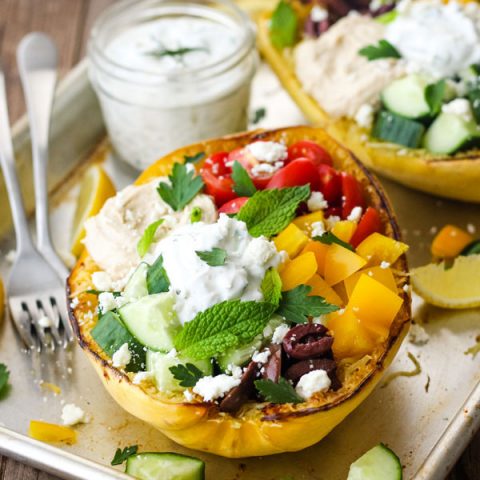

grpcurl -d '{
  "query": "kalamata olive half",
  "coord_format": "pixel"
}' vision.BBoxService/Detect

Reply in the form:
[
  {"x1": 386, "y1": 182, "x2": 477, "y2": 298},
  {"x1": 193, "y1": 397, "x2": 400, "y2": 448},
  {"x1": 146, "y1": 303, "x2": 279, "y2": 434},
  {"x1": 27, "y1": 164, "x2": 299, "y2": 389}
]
[
  {"x1": 262, "y1": 344, "x2": 282, "y2": 383},
  {"x1": 282, "y1": 323, "x2": 334, "y2": 360},
  {"x1": 219, "y1": 361, "x2": 258, "y2": 413}
]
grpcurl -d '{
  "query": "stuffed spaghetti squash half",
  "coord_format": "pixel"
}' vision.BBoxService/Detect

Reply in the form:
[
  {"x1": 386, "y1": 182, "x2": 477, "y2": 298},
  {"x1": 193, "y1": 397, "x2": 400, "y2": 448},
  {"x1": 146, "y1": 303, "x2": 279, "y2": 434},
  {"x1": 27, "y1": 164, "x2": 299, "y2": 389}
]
[
  {"x1": 67, "y1": 126, "x2": 410, "y2": 458},
  {"x1": 258, "y1": 0, "x2": 480, "y2": 203}
]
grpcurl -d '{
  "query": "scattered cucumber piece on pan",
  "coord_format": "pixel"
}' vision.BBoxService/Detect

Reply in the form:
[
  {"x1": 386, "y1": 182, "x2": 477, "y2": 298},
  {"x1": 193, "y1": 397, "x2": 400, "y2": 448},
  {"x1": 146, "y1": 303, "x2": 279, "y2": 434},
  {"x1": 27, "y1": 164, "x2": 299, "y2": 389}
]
[
  {"x1": 460, "y1": 240, "x2": 480, "y2": 257},
  {"x1": 125, "y1": 452, "x2": 205, "y2": 480},
  {"x1": 347, "y1": 443, "x2": 402, "y2": 480},
  {"x1": 372, "y1": 111, "x2": 425, "y2": 148},
  {"x1": 423, "y1": 112, "x2": 480, "y2": 154}
]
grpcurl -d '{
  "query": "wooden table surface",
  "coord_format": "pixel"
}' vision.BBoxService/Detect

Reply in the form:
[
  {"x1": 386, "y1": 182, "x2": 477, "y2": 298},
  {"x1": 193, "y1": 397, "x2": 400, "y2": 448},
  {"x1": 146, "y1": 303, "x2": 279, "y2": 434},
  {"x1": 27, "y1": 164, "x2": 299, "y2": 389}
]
[{"x1": 0, "y1": 0, "x2": 479, "y2": 479}]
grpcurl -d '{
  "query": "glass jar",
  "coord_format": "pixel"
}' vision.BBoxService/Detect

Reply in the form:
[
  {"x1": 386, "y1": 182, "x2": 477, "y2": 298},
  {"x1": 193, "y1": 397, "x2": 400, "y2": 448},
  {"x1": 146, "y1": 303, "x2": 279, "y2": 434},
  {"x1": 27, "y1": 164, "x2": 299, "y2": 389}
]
[{"x1": 88, "y1": 0, "x2": 257, "y2": 170}]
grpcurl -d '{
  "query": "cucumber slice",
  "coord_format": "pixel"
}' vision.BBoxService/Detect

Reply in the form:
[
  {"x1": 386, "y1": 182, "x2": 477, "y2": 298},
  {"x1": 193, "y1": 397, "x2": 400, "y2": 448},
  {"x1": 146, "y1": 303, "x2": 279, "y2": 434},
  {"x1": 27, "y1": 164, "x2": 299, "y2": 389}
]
[
  {"x1": 423, "y1": 112, "x2": 480, "y2": 154},
  {"x1": 217, "y1": 335, "x2": 262, "y2": 372},
  {"x1": 146, "y1": 350, "x2": 212, "y2": 393},
  {"x1": 468, "y1": 88, "x2": 480, "y2": 123},
  {"x1": 123, "y1": 263, "x2": 148, "y2": 301},
  {"x1": 125, "y1": 452, "x2": 205, "y2": 480},
  {"x1": 381, "y1": 75, "x2": 430, "y2": 119},
  {"x1": 372, "y1": 111, "x2": 425, "y2": 148},
  {"x1": 347, "y1": 444, "x2": 402, "y2": 480},
  {"x1": 91, "y1": 311, "x2": 146, "y2": 372},
  {"x1": 119, "y1": 292, "x2": 181, "y2": 352}
]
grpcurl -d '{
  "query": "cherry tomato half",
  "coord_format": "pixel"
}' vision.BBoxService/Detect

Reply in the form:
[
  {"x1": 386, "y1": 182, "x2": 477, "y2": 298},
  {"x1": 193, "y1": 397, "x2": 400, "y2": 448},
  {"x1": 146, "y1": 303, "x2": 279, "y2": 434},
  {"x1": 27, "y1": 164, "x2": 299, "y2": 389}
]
[
  {"x1": 266, "y1": 158, "x2": 321, "y2": 190},
  {"x1": 228, "y1": 147, "x2": 276, "y2": 190},
  {"x1": 341, "y1": 172, "x2": 366, "y2": 219},
  {"x1": 317, "y1": 164, "x2": 342, "y2": 204},
  {"x1": 218, "y1": 197, "x2": 249, "y2": 214},
  {"x1": 350, "y1": 207, "x2": 383, "y2": 247},
  {"x1": 288, "y1": 140, "x2": 332, "y2": 166},
  {"x1": 200, "y1": 152, "x2": 237, "y2": 207}
]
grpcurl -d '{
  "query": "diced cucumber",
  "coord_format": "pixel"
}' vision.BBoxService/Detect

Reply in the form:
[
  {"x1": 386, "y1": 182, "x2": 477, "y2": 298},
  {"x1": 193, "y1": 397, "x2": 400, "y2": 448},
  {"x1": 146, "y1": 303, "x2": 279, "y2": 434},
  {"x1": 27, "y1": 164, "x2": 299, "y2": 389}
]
[
  {"x1": 468, "y1": 88, "x2": 480, "y2": 123},
  {"x1": 217, "y1": 335, "x2": 262, "y2": 372},
  {"x1": 125, "y1": 452, "x2": 205, "y2": 480},
  {"x1": 119, "y1": 292, "x2": 181, "y2": 352},
  {"x1": 347, "y1": 443, "x2": 402, "y2": 480},
  {"x1": 123, "y1": 263, "x2": 149, "y2": 301},
  {"x1": 381, "y1": 75, "x2": 431, "y2": 119},
  {"x1": 372, "y1": 111, "x2": 425, "y2": 148},
  {"x1": 423, "y1": 112, "x2": 480, "y2": 154},
  {"x1": 91, "y1": 311, "x2": 146, "y2": 372},
  {"x1": 146, "y1": 350, "x2": 212, "y2": 393}
]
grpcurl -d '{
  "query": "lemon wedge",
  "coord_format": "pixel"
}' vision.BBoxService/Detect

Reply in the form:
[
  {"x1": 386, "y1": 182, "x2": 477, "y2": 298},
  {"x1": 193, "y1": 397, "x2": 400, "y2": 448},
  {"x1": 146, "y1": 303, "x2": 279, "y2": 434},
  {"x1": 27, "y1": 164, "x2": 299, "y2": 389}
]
[
  {"x1": 70, "y1": 164, "x2": 116, "y2": 257},
  {"x1": 411, "y1": 254, "x2": 480, "y2": 309}
]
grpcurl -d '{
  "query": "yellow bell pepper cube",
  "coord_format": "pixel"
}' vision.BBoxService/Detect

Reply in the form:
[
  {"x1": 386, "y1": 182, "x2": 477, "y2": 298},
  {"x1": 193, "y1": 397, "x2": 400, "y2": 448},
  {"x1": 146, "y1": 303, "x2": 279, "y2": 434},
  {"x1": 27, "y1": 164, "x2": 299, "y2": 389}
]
[
  {"x1": 344, "y1": 266, "x2": 397, "y2": 298},
  {"x1": 324, "y1": 243, "x2": 367, "y2": 286},
  {"x1": 348, "y1": 274, "x2": 403, "y2": 330},
  {"x1": 300, "y1": 240, "x2": 329, "y2": 277},
  {"x1": 29, "y1": 420, "x2": 77, "y2": 445},
  {"x1": 306, "y1": 274, "x2": 343, "y2": 306},
  {"x1": 331, "y1": 220, "x2": 357, "y2": 243},
  {"x1": 431, "y1": 225, "x2": 473, "y2": 258},
  {"x1": 280, "y1": 252, "x2": 317, "y2": 291},
  {"x1": 274, "y1": 223, "x2": 309, "y2": 259},
  {"x1": 292, "y1": 210, "x2": 324, "y2": 233},
  {"x1": 356, "y1": 232, "x2": 409, "y2": 267}
]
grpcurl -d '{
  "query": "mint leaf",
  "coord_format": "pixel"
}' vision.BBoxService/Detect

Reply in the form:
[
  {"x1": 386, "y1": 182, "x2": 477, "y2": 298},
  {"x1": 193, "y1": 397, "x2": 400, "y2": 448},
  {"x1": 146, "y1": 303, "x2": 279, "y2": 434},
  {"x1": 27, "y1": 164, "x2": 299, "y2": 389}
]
[
  {"x1": 251, "y1": 107, "x2": 266, "y2": 125},
  {"x1": 425, "y1": 79, "x2": 446, "y2": 116},
  {"x1": 270, "y1": 0, "x2": 298, "y2": 49},
  {"x1": 0, "y1": 363, "x2": 10, "y2": 396},
  {"x1": 195, "y1": 247, "x2": 227, "y2": 267},
  {"x1": 237, "y1": 185, "x2": 310, "y2": 238},
  {"x1": 358, "y1": 39, "x2": 401, "y2": 61},
  {"x1": 255, "y1": 377, "x2": 302, "y2": 404},
  {"x1": 111, "y1": 445, "x2": 138, "y2": 465},
  {"x1": 190, "y1": 206, "x2": 203, "y2": 223},
  {"x1": 184, "y1": 152, "x2": 205, "y2": 164},
  {"x1": 232, "y1": 161, "x2": 257, "y2": 197},
  {"x1": 137, "y1": 219, "x2": 164, "y2": 257},
  {"x1": 169, "y1": 363, "x2": 204, "y2": 387},
  {"x1": 262, "y1": 268, "x2": 282, "y2": 306},
  {"x1": 157, "y1": 163, "x2": 204, "y2": 211},
  {"x1": 175, "y1": 300, "x2": 275, "y2": 360},
  {"x1": 277, "y1": 285, "x2": 339, "y2": 324},
  {"x1": 147, "y1": 255, "x2": 170, "y2": 294},
  {"x1": 313, "y1": 231, "x2": 354, "y2": 252}
]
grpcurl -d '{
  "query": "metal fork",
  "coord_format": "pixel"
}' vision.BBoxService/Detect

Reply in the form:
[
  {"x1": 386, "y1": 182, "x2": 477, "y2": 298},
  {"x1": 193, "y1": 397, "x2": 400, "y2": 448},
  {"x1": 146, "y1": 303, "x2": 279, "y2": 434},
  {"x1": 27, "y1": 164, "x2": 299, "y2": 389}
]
[{"x1": 0, "y1": 37, "x2": 72, "y2": 355}]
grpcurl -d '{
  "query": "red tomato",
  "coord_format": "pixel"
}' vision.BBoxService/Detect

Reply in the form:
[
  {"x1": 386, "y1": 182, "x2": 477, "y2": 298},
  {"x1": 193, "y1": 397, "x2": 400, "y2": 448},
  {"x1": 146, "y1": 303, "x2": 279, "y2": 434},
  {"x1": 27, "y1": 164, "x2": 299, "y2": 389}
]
[
  {"x1": 218, "y1": 197, "x2": 249, "y2": 214},
  {"x1": 200, "y1": 152, "x2": 237, "y2": 206},
  {"x1": 350, "y1": 207, "x2": 383, "y2": 248},
  {"x1": 228, "y1": 147, "x2": 275, "y2": 189},
  {"x1": 266, "y1": 158, "x2": 321, "y2": 190},
  {"x1": 317, "y1": 164, "x2": 342, "y2": 204},
  {"x1": 288, "y1": 140, "x2": 332, "y2": 166},
  {"x1": 341, "y1": 173, "x2": 366, "y2": 219}
]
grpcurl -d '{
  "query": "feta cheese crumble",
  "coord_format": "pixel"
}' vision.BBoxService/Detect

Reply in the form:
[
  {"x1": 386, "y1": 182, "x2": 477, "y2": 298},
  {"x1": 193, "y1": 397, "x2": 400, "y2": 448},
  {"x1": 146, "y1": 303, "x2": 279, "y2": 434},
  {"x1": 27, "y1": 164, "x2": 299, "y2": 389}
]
[
  {"x1": 37, "y1": 315, "x2": 53, "y2": 329},
  {"x1": 354, "y1": 104, "x2": 375, "y2": 129},
  {"x1": 409, "y1": 323, "x2": 429, "y2": 346},
  {"x1": 132, "y1": 371, "x2": 153, "y2": 384},
  {"x1": 307, "y1": 192, "x2": 328, "y2": 212},
  {"x1": 91, "y1": 271, "x2": 114, "y2": 291},
  {"x1": 347, "y1": 206, "x2": 363, "y2": 223},
  {"x1": 272, "y1": 324, "x2": 290, "y2": 344},
  {"x1": 98, "y1": 292, "x2": 117, "y2": 313},
  {"x1": 311, "y1": 221, "x2": 326, "y2": 238},
  {"x1": 112, "y1": 343, "x2": 131, "y2": 368},
  {"x1": 61, "y1": 403, "x2": 86, "y2": 426},
  {"x1": 246, "y1": 141, "x2": 288, "y2": 164},
  {"x1": 295, "y1": 369, "x2": 331, "y2": 400},
  {"x1": 252, "y1": 349, "x2": 271, "y2": 365},
  {"x1": 442, "y1": 99, "x2": 474, "y2": 122},
  {"x1": 193, "y1": 374, "x2": 241, "y2": 402}
]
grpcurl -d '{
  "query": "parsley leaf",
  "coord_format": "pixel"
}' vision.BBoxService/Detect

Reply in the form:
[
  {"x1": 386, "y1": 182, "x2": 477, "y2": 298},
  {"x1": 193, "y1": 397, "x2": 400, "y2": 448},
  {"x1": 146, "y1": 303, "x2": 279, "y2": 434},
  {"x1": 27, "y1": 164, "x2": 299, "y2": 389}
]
[
  {"x1": 169, "y1": 363, "x2": 204, "y2": 387},
  {"x1": 232, "y1": 161, "x2": 257, "y2": 197},
  {"x1": 277, "y1": 285, "x2": 339, "y2": 324},
  {"x1": 0, "y1": 363, "x2": 10, "y2": 396},
  {"x1": 195, "y1": 247, "x2": 227, "y2": 267},
  {"x1": 270, "y1": 0, "x2": 298, "y2": 49},
  {"x1": 261, "y1": 268, "x2": 282, "y2": 307},
  {"x1": 184, "y1": 152, "x2": 205, "y2": 164},
  {"x1": 147, "y1": 255, "x2": 170, "y2": 294},
  {"x1": 358, "y1": 39, "x2": 401, "y2": 61},
  {"x1": 174, "y1": 300, "x2": 275, "y2": 360},
  {"x1": 111, "y1": 445, "x2": 138, "y2": 465},
  {"x1": 237, "y1": 185, "x2": 310, "y2": 238},
  {"x1": 313, "y1": 231, "x2": 354, "y2": 252},
  {"x1": 190, "y1": 206, "x2": 203, "y2": 223},
  {"x1": 137, "y1": 219, "x2": 164, "y2": 257},
  {"x1": 255, "y1": 377, "x2": 302, "y2": 404},
  {"x1": 157, "y1": 163, "x2": 204, "y2": 211},
  {"x1": 425, "y1": 79, "x2": 446, "y2": 116},
  {"x1": 251, "y1": 107, "x2": 266, "y2": 125}
]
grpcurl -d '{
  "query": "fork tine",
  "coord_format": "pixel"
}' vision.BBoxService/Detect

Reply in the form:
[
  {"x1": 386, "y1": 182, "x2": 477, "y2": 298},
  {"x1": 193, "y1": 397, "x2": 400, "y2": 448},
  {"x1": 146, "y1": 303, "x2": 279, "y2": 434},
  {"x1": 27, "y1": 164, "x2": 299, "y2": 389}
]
[
  {"x1": 33, "y1": 298, "x2": 56, "y2": 352},
  {"x1": 51, "y1": 295, "x2": 74, "y2": 346},
  {"x1": 11, "y1": 299, "x2": 41, "y2": 352}
]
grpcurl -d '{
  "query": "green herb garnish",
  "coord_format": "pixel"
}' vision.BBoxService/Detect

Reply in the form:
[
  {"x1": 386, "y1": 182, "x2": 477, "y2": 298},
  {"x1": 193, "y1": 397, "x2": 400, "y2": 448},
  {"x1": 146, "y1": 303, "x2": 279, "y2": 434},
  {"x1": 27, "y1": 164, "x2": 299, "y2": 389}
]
[
  {"x1": 137, "y1": 219, "x2": 164, "y2": 257},
  {"x1": 0, "y1": 363, "x2": 10, "y2": 396},
  {"x1": 190, "y1": 206, "x2": 203, "y2": 223},
  {"x1": 261, "y1": 268, "x2": 282, "y2": 307},
  {"x1": 169, "y1": 363, "x2": 204, "y2": 387},
  {"x1": 313, "y1": 231, "x2": 354, "y2": 252},
  {"x1": 251, "y1": 107, "x2": 267, "y2": 125},
  {"x1": 425, "y1": 79, "x2": 446, "y2": 116},
  {"x1": 85, "y1": 289, "x2": 122, "y2": 297},
  {"x1": 195, "y1": 247, "x2": 227, "y2": 267},
  {"x1": 111, "y1": 445, "x2": 138, "y2": 465},
  {"x1": 146, "y1": 255, "x2": 170, "y2": 294},
  {"x1": 375, "y1": 10, "x2": 398, "y2": 24},
  {"x1": 255, "y1": 377, "x2": 303, "y2": 404},
  {"x1": 232, "y1": 161, "x2": 257, "y2": 197},
  {"x1": 157, "y1": 162, "x2": 204, "y2": 212},
  {"x1": 358, "y1": 39, "x2": 401, "y2": 61},
  {"x1": 184, "y1": 152, "x2": 206, "y2": 164},
  {"x1": 146, "y1": 46, "x2": 207, "y2": 59},
  {"x1": 277, "y1": 285, "x2": 339, "y2": 324},
  {"x1": 270, "y1": 0, "x2": 298, "y2": 49},
  {"x1": 174, "y1": 300, "x2": 275, "y2": 360},
  {"x1": 237, "y1": 185, "x2": 310, "y2": 238}
]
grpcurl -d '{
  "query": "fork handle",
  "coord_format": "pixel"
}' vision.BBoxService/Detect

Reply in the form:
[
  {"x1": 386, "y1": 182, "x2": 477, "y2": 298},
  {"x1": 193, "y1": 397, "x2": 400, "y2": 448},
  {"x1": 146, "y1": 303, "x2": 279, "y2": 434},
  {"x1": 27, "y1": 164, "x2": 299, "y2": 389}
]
[{"x1": 0, "y1": 71, "x2": 35, "y2": 254}]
